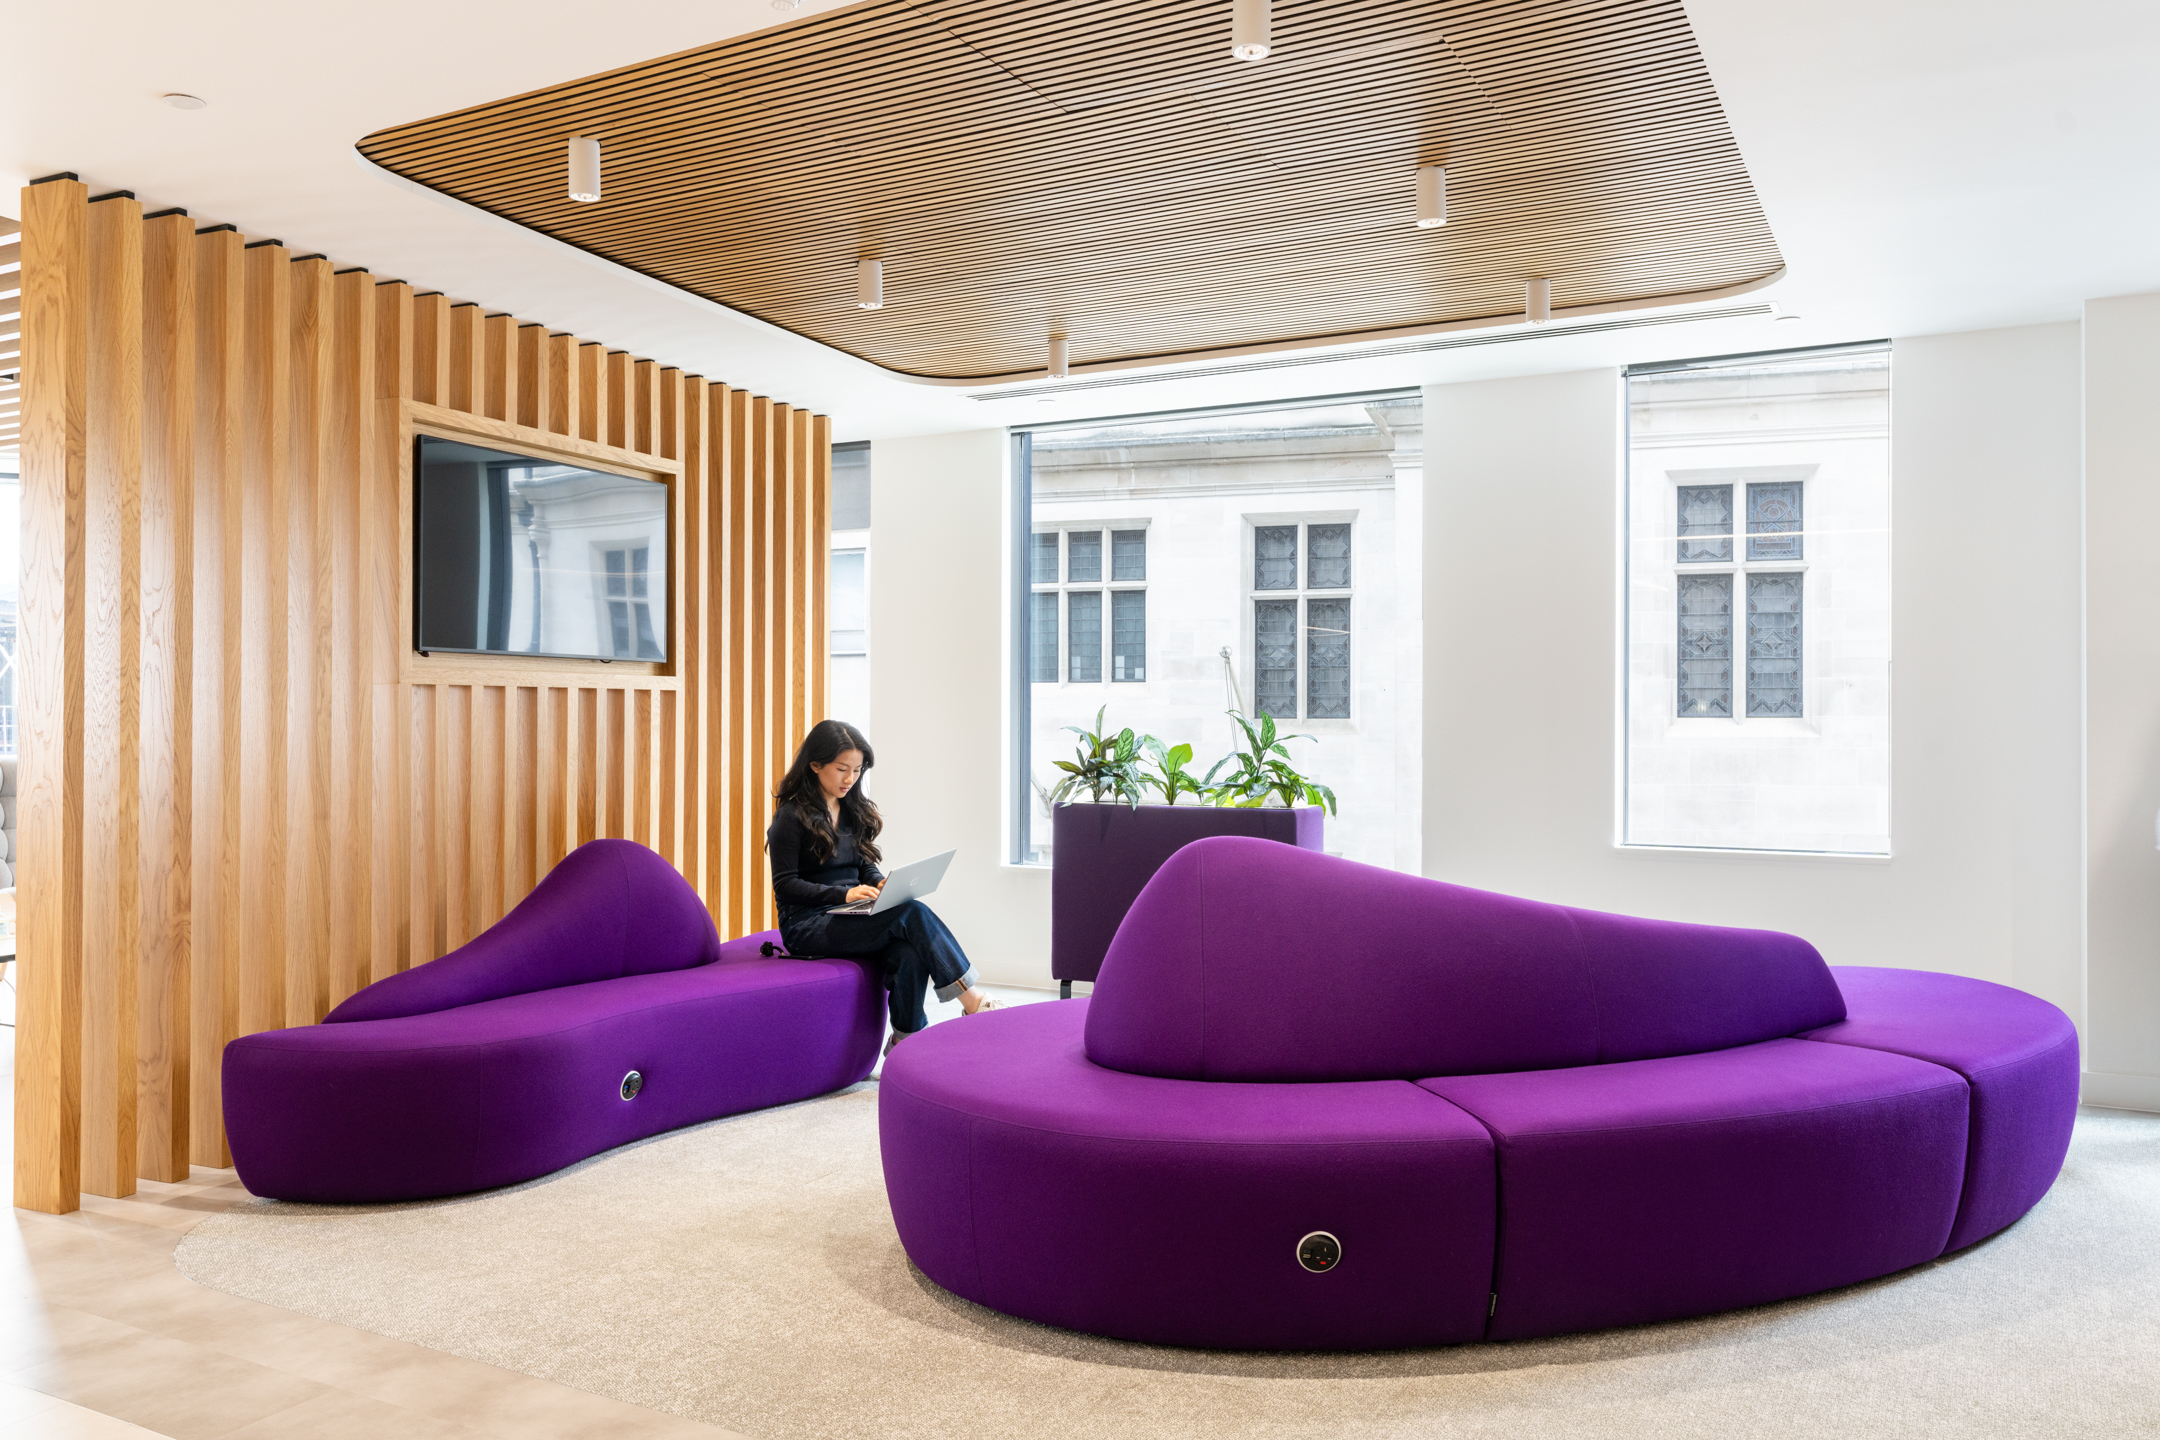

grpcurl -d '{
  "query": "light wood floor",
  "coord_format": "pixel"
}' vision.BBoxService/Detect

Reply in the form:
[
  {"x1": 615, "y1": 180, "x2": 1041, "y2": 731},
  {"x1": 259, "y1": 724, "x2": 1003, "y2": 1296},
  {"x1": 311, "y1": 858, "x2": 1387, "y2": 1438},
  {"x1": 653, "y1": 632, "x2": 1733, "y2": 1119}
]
[
  {"x1": 0, "y1": 999, "x2": 750, "y2": 1439},
  {"x1": 1, "y1": 975, "x2": 1049, "y2": 1439}
]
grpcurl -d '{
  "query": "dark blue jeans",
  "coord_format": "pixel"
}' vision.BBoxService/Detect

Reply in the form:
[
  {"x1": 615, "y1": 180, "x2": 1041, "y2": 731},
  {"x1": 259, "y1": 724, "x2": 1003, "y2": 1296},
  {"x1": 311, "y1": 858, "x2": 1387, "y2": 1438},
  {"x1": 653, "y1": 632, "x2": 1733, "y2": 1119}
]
[{"x1": 781, "y1": 899, "x2": 979, "y2": 1035}]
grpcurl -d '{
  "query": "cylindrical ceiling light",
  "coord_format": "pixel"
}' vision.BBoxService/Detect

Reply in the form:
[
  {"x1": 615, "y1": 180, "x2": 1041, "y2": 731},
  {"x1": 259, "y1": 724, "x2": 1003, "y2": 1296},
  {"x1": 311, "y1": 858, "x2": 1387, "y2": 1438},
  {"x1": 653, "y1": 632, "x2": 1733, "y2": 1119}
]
[
  {"x1": 567, "y1": 136, "x2": 602, "y2": 203},
  {"x1": 1416, "y1": 165, "x2": 1447, "y2": 228},
  {"x1": 857, "y1": 257, "x2": 884, "y2": 310},
  {"x1": 1525, "y1": 277, "x2": 1551, "y2": 325},
  {"x1": 1048, "y1": 334, "x2": 1071, "y2": 378},
  {"x1": 1232, "y1": 0, "x2": 1272, "y2": 61}
]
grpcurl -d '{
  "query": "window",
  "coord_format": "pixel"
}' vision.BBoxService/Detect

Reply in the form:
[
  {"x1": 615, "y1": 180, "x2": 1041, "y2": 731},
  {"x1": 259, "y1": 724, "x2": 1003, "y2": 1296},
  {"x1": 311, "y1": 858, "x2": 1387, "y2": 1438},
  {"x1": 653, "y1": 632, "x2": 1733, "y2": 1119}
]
[
  {"x1": 1623, "y1": 342, "x2": 1891, "y2": 855},
  {"x1": 599, "y1": 545, "x2": 662, "y2": 659},
  {"x1": 1029, "y1": 526, "x2": 1148, "y2": 687},
  {"x1": 1247, "y1": 520, "x2": 1353, "y2": 720},
  {"x1": 1017, "y1": 393, "x2": 1420, "y2": 872},
  {"x1": 1671, "y1": 481, "x2": 1805, "y2": 719},
  {"x1": 829, "y1": 441, "x2": 872, "y2": 730},
  {"x1": 830, "y1": 549, "x2": 867, "y2": 657}
]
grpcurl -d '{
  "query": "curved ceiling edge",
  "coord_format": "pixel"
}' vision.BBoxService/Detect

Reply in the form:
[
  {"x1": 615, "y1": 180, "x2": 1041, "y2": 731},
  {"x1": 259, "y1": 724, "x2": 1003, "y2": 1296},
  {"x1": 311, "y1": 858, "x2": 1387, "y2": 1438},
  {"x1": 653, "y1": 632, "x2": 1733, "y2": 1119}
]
[{"x1": 357, "y1": 147, "x2": 1787, "y2": 393}]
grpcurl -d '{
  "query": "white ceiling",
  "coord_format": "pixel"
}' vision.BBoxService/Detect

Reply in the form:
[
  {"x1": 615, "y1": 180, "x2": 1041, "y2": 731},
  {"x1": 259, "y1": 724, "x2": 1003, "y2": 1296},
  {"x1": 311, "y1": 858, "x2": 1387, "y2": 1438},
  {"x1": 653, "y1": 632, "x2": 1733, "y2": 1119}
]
[{"x1": 5, "y1": 0, "x2": 2157, "y2": 441}]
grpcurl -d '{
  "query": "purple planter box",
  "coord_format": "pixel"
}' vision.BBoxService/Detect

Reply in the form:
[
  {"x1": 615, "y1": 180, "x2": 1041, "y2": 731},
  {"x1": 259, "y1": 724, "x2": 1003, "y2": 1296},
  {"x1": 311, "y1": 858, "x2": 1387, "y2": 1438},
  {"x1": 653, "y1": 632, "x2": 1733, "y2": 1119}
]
[{"x1": 1051, "y1": 801, "x2": 1323, "y2": 991}]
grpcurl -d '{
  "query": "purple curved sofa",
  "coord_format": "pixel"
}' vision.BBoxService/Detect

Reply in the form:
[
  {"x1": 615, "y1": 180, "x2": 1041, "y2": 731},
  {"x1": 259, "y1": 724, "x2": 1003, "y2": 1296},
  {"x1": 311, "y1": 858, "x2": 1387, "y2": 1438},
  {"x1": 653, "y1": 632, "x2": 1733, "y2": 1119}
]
[
  {"x1": 224, "y1": 839, "x2": 883, "y2": 1203},
  {"x1": 880, "y1": 837, "x2": 2078, "y2": 1349}
]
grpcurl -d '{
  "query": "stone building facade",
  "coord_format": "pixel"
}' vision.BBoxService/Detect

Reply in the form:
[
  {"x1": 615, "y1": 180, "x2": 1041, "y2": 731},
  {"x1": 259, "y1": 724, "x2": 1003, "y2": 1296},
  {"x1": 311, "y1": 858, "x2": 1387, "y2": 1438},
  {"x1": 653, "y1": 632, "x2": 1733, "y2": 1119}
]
[
  {"x1": 1624, "y1": 347, "x2": 1893, "y2": 854},
  {"x1": 1024, "y1": 396, "x2": 1424, "y2": 870}
]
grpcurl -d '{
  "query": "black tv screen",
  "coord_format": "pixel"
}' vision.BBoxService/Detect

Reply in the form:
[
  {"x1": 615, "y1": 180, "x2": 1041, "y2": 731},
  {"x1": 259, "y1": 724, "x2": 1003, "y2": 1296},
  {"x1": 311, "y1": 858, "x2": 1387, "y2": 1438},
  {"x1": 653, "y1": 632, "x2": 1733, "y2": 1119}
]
[{"x1": 414, "y1": 435, "x2": 669, "y2": 662}]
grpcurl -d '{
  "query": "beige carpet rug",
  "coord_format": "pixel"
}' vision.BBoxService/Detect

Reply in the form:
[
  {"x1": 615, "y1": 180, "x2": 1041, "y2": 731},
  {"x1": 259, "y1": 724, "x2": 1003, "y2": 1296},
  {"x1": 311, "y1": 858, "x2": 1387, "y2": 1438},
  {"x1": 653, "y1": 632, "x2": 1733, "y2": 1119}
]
[{"x1": 175, "y1": 1090, "x2": 2160, "y2": 1440}]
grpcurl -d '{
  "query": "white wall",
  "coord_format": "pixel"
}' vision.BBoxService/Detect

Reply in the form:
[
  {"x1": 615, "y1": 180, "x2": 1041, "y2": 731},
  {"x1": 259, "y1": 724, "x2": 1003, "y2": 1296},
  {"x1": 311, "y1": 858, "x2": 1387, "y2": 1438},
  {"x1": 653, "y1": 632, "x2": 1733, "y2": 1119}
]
[
  {"x1": 2084, "y1": 293, "x2": 2160, "y2": 1111},
  {"x1": 866, "y1": 429, "x2": 1052, "y2": 988},
  {"x1": 1423, "y1": 324, "x2": 2085, "y2": 1035},
  {"x1": 859, "y1": 320, "x2": 2122, "y2": 1056}
]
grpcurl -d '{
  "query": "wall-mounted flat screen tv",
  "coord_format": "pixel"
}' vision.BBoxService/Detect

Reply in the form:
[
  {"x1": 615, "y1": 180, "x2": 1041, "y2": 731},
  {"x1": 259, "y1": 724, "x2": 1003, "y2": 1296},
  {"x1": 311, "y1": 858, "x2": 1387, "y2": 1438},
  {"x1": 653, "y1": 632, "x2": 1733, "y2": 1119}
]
[{"x1": 414, "y1": 434, "x2": 669, "y2": 663}]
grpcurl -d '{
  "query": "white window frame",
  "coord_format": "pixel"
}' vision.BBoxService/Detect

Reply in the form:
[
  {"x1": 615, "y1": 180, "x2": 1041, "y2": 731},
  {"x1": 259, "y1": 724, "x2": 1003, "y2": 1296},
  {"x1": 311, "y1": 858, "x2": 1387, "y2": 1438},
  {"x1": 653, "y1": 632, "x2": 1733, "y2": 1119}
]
[
  {"x1": 829, "y1": 544, "x2": 869, "y2": 657},
  {"x1": 1029, "y1": 522, "x2": 1150, "y2": 688},
  {"x1": 1667, "y1": 465, "x2": 1813, "y2": 729},
  {"x1": 1241, "y1": 511, "x2": 1356, "y2": 724}
]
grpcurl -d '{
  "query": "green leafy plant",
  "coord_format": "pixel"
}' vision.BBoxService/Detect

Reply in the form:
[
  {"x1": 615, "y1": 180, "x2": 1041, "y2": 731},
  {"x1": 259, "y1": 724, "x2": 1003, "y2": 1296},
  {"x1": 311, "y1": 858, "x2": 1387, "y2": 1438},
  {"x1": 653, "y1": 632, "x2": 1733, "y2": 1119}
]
[
  {"x1": 1203, "y1": 710, "x2": 1338, "y2": 815},
  {"x1": 1143, "y1": 738, "x2": 1207, "y2": 805},
  {"x1": 1049, "y1": 706, "x2": 1149, "y2": 807}
]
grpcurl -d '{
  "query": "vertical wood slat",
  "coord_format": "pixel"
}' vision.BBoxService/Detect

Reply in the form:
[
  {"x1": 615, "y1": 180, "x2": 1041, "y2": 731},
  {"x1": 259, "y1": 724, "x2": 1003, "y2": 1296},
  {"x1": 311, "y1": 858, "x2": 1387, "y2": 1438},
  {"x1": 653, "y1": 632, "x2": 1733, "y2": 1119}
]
[
  {"x1": 13, "y1": 177, "x2": 90, "y2": 1213},
  {"x1": 577, "y1": 342, "x2": 603, "y2": 444},
  {"x1": 11, "y1": 180, "x2": 833, "y2": 1212},
  {"x1": 189, "y1": 225, "x2": 244, "y2": 1169},
  {"x1": 287, "y1": 257, "x2": 331, "y2": 1028},
  {"x1": 372, "y1": 283, "x2": 413, "y2": 985},
  {"x1": 411, "y1": 293, "x2": 450, "y2": 406},
  {"x1": 328, "y1": 269, "x2": 376, "y2": 1009},
  {"x1": 546, "y1": 334, "x2": 577, "y2": 439},
  {"x1": 442, "y1": 684, "x2": 471, "y2": 948},
  {"x1": 484, "y1": 313, "x2": 518, "y2": 424},
  {"x1": 723, "y1": 387, "x2": 750, "y2": 940},
  {"x1": 80, "y1": 192, "x2": 144, "y2": 1199},
  {"x1": 473, "y1": 684, "x2": 505, "y2": 930},
  {"x1": 704, "y1": 384, "x2": 734, "y2": 922},
  {"x1": 516, "y1": 323, "x2": 548, "y2": 432},
  {"x1": 137, "y1": 211, "x2": 194, "y2": 1183},
  {"x1": 606, "y1": 351, "x2": 631, "y2": 450},
  {"x1": 810, "y1": 414, "x2": 832, "y2": 732},
  {"x1": 237, "y1": 242, "x2": 290, "y2": 1044},
  {"x1": 787, "y1": 406, "x2": 809, "y2": 769},
  {"x1": 410, "y1": 684, "x2": 439, "y2": 962},
  {"x1": 745, "y1": 394, "x2": 771, "y2": 934},
  {"x1": 446, "y1": 303, "x2": 482, "y2": 414}
]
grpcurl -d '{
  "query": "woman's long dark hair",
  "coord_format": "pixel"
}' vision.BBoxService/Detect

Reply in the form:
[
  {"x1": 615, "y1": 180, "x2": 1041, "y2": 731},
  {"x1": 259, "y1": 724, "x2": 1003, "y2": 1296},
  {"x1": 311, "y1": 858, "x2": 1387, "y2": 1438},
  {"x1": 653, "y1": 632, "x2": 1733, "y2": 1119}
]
[{"x1": 774, "y1": 719, "x2": 882, "y2": 866}]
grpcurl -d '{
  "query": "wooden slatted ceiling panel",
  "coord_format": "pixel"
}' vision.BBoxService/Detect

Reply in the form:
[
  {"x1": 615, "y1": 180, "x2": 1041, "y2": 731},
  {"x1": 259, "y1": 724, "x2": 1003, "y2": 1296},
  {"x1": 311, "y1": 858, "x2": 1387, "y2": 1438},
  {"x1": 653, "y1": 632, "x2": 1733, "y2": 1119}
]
[
  {"x1": 355, "y1": 0, "x2": 1779, "y2": 380},
  {"x1": 11, "y1": 178, "x2": 826, "y2": 1212}
]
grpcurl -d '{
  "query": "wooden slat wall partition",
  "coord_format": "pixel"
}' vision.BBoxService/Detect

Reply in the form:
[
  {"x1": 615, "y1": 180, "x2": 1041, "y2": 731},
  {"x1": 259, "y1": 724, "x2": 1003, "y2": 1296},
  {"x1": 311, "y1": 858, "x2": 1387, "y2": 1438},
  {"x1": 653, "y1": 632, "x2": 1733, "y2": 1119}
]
[{"x1": 11, "y1": 178, "x2": 831, "y2": 1213}]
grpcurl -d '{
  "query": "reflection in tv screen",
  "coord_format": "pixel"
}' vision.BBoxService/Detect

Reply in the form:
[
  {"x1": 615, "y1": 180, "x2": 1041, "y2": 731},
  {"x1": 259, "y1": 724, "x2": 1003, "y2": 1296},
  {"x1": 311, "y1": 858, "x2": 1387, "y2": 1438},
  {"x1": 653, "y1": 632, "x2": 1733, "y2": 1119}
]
[{"x1": 414, "y1": 435, "x2": 669, "y2": 663}]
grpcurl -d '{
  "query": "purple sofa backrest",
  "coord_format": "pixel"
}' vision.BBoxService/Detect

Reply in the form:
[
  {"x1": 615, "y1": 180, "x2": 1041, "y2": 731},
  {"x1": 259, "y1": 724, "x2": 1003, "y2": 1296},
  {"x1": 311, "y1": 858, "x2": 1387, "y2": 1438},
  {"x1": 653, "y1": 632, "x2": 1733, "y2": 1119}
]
[
  {"x1": 1083, "y1": 837, "x2": 1844, "y2": 1082},
  {"x1": 325, "y1": 839, "x2": 721, "y2": 1023}
]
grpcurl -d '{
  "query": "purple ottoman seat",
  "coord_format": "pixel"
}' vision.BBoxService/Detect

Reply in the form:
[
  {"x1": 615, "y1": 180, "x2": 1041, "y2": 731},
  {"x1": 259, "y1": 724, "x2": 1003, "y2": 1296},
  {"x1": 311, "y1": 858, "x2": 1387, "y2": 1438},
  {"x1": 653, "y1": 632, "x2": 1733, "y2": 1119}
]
[
  {"x1": 1801, "y1": 966, "x2": 2080, "y2": 1252},
  {"x1": 1424, "y1": 1040, "x2": 1968, "y2": 1339},
  {"x1": 224, "y1": 840, "x2": 884, "y2": 1202},
  {"x1": 882, "y1": 1001, "x2": 1496, "y2": 1349},
  {"x1": 880, "y1": 837, "x2": 2079, "y2": 1348}
]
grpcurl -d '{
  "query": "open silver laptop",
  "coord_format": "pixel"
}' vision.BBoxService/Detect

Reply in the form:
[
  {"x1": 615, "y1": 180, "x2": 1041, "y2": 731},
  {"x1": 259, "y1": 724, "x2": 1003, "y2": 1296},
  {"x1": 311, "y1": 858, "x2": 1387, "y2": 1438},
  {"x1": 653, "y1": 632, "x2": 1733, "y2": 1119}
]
[{"x1": 827, "y1": 848, "x2": 957, "y2": 916}]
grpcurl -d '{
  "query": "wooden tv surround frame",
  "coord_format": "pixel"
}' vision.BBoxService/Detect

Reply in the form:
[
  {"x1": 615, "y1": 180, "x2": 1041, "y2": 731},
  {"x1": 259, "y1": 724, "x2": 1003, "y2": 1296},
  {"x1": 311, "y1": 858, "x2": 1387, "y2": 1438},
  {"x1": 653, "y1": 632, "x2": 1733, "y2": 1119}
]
[{"x1": 400, "y1": 403, "x2": 682, "y2": 689}]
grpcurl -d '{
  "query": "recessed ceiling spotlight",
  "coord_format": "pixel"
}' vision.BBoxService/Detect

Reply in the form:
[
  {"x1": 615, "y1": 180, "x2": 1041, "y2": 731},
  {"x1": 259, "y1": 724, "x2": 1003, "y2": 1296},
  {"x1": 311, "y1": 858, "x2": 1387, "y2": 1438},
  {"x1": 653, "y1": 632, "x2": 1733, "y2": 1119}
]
[
  {"x1": 1416, "y1": 165, "x2": 1447, "y2": 228},
  {"x1": 857, "y1": 257, "x2": 884, "y2": 311},
  {"x1": 1048, "y1": 334, "x2": 1071, "y2": 378},
  {"x1": 772, "y1": 0, "x2": 800, "y2": 9},
  {"x1": 1232, "y1": 0, "x2": 1272, "y2": 61},
  {"x1": 1525, "y1": 277, "x2": 1551, "y2": 325},
  {"x1": 1775, "y1": 312, "x2": 1803, "y2": 323},
  {"x1": 567, "y1": 135, "x2": 602, "y2": 204},
  {"x1": 161, "y1": 93, "x2": 208, "y2": 110}
]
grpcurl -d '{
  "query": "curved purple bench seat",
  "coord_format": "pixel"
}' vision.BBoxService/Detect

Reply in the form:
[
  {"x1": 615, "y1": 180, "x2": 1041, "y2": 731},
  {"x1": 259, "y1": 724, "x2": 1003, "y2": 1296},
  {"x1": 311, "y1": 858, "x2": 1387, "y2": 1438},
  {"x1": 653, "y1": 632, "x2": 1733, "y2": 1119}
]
[
  {"x1": 879, "y1": 837, "x2": 2078, "y2": 1348},
  {"x1": 225, "y1": 840, "x2": 883, "y2": 1202}
]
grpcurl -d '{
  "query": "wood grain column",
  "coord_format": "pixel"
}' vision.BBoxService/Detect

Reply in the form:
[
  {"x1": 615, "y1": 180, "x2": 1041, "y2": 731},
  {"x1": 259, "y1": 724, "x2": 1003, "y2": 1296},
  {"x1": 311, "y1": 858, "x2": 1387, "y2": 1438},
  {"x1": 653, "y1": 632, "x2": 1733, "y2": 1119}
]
[
  {"x1": 80, "y1": 190, "x2": 144, "y2": 1200},
  {"x1": 188, "y1": 224, "x2": 244, "y2": 1169},
  {"x1": 328, "y1": 268, "x2": 377, "y2": 1009},
  {"x1": 138, "y1": 208, "x2": 195, "y2": 1183},
  {"x1": 236, "y1": 241, "x2": 290, "y2": 1040},
  {"x1": 13, "y1": 177, "x2": 90, "y2": 1214}
]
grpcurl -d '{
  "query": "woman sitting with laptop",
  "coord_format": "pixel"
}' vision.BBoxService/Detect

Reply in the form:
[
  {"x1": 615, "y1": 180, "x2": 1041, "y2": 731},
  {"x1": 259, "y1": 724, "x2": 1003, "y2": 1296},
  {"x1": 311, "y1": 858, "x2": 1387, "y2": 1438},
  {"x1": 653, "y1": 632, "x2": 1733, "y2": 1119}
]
[{"x1": 768, "y1": 719, "x2": 1000, "y2": 1054}]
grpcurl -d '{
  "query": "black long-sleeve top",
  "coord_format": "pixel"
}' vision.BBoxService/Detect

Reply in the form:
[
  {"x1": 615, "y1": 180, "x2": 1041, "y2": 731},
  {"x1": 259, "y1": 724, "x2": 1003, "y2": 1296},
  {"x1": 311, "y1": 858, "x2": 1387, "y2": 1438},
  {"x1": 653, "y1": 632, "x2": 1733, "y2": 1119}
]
[{"x1": 767, "y1": 804, "x2": 886, "y2": 925}]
